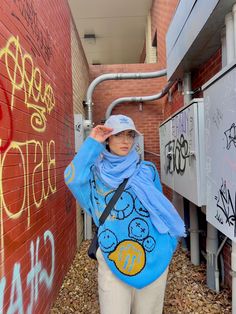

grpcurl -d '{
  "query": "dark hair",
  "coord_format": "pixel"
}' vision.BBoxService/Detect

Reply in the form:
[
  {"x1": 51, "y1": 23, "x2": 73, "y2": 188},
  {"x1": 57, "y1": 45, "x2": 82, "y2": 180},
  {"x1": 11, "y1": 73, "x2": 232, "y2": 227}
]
[{"x1": 106, "y1": 140, "x2": 110, "y2": 152}]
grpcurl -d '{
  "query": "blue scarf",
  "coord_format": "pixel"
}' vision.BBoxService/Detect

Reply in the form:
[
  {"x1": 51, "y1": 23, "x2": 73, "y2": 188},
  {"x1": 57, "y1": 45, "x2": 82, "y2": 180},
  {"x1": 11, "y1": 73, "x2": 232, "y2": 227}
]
[{"x1": 95, "y1": 148, "x2": 186, "y2": 237}]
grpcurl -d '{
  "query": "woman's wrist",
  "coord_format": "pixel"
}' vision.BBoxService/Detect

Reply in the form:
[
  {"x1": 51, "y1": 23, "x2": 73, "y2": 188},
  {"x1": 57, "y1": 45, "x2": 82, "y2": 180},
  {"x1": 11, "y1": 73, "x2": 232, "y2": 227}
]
[{"x1": 89, "y1": 125, "x2": 113, "y2": 143}]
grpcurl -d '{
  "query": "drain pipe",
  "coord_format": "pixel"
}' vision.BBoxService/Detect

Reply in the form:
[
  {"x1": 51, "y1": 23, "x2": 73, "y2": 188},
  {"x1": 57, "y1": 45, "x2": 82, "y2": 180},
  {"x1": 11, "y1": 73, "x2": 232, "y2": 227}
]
[
  {"x1": 183, "y1": 72, "x2": 192, "y2": 106},
  {"x1": 83, "y1": 68, "x2": 167, "y2": 240},
  {"x1": 215, "y1": 236, "x2": 228, "y2": 292},
  {"x1": 225, "y1": 11, "x2": 235, "y2": 64},
  {"x1": 207, "y1": 223, "x2": 218, "y2": 289},
  {"x1": 178, "y1": 74, "x2": 191, "y2": 254},
  {"x1": 84, "y1": 69, "x2": 167, "y2": 127},
  {"x1": 105, "y1": 80, "x2": 174, "y2": 119},
  {"x1": 182, "y1": 72, "x2": 201, "y2": 265},
  {"x1": 164, "y1": 74, "x2": 191, "y2": 255}
]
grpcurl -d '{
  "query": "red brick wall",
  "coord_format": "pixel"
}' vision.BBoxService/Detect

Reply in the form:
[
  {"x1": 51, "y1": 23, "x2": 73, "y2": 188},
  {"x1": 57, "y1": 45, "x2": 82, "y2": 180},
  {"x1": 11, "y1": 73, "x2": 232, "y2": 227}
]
[
  {"x1": 90, "y1": 63, "x2": 167, "y2": 169},
  {"x1": 192, "y1": 48, "x2": 222, "y2": 97},
  {"x1": 0, "y1": 1, "x2": 78, "y2": 312}
]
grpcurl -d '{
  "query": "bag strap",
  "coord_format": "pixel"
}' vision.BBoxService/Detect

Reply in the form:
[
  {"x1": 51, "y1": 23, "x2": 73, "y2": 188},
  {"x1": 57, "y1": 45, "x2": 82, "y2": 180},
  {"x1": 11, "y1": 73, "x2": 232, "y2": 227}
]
[{"x1": 99, "y1": 178, "x2": 128, "y2": 225}]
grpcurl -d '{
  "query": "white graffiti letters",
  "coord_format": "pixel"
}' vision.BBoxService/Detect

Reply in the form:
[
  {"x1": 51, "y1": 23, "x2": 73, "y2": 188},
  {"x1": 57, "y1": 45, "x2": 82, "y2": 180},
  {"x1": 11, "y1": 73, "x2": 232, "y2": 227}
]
[
  {"x1": 0, "y1": 230, "x2": 55, "y2": 314},
  {"x1": 39, "y1": 230, "x2": 55, "y2": 289},
  {"x1": 7, "y1": 264, "x2": 24, "y2": 314},
  {"x1": 0, "y1": 277, "x2": 6, "y2": 311}
]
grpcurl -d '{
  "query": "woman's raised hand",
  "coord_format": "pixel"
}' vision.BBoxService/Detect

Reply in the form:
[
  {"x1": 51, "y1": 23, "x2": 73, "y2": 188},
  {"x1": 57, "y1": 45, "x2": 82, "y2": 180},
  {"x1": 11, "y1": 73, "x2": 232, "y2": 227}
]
[{"x1": 89, "y1": 125, "x2": 113, "y2": 143}]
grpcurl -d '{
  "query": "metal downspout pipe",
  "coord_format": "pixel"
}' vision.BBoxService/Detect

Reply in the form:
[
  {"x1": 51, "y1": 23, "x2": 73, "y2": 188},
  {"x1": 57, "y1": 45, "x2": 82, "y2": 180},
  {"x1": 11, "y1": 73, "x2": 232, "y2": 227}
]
[
  {"x1": 105, "y1": 81, "x2": 174, "y2": 119},
  {"x1": 83, "y1": 68, "x2": 167, "y2": 240},
  {"x1": 182, "y1": 73, "x2": 200, "y2": 266},
  {"x1": 176, "y1": 78, "x2": 190, "y2": 254},
  {"x1": 84, "y1": 69, "x2": 167, "y2": 126},
  {"x1": 206, "y1": 223, "x2": 218, "y2": 289},
  {"x1": 215, "y1": 236, "x2": 228, "y2": 292},
  {"x1": 225, "y1": 11, "x2": 235, "y2": 64}
]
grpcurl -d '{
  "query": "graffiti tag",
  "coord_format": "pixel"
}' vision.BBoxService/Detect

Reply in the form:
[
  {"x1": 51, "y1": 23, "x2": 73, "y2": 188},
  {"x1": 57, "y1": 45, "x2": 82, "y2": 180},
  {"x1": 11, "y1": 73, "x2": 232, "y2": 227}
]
[
  {"x1": 215, "y1": 179, "x2": 236, "y2": 236},
  {"x1": 12, "y1": 0, "x2": 53, "y2": 64},
  {"x1": 224, "y1": 123, "x2": 236, "y2": 150},
  {"x1": 164, "y1": 134, "x2": 190, "y2": 175}
]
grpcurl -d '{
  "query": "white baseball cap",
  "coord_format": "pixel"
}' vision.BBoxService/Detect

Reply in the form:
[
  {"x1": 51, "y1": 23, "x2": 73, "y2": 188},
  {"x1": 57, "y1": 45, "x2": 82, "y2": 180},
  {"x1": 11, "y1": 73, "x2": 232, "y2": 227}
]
[{"x1": 104, "y1": 114, "x2": 142, "y2": 136}]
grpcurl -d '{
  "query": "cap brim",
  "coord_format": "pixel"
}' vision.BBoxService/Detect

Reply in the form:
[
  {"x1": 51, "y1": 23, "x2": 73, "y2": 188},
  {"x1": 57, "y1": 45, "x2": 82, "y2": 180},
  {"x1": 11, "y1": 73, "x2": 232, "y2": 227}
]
[{"x1": 111, "y1": 127, "x2": 142, "y2": 136}]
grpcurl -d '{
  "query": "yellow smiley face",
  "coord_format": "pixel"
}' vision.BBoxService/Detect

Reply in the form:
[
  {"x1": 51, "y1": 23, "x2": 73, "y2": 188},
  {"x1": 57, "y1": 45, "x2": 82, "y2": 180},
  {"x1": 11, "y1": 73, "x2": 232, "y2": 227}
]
[
  {"x1": 108, "y1": 240, "x2": 145, "y2": 276},
  {"x1": 65, "y1": 162, "x2": 75, "y2": 184}
]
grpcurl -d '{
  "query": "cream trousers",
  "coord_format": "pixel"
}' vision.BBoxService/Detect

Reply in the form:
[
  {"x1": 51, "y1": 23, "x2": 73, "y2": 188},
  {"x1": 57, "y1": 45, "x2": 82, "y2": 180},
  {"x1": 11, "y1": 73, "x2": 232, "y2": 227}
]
[{"x1": 96, "y1": 248, "x2": 168, "y2": 314}]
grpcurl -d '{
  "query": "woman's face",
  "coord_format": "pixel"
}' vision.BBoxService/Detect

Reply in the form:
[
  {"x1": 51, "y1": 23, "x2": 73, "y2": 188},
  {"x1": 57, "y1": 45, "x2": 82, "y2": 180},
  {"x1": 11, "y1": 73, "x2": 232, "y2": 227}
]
[{"x1": 108, "y1": 130, "x2": 136, "y2": 156}]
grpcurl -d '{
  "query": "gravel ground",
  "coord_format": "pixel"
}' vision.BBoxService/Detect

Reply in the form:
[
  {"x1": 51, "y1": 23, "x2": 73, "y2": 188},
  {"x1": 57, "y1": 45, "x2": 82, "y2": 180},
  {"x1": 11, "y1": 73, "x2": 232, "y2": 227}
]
[{"x1": 50, "y1": 241, "x2": 231, "y2": 314}]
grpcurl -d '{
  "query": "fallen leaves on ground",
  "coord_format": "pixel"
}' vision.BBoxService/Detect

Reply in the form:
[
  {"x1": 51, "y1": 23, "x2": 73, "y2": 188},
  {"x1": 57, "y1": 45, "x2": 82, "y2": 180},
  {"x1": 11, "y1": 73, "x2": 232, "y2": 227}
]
[
  {"x1": 50, "y1": 241, "x2": 231, "y2": 314},
  {"x1": 164, "y1": 248, "x2": 231, "y2": 314}
]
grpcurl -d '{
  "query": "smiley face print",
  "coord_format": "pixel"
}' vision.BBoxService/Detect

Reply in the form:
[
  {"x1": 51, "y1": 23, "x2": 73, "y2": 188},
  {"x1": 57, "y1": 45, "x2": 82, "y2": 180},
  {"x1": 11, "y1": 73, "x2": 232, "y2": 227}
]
[
  {"x1": 108, "y1": 240, "x2": 146, "y2": 276},
  {"x1": 105, "y1": 190, "x2": 134, "y2": 220},
  {"x1": 128, "y1": 218, "x2": 149, "y2": 241},
  {"x1": 134, "y1": 197, "x2": 150, "y2": 218},
  {"x1": 143, "y1": 236, "x2": 156, "y2": 252},
  {"x1": 98, "y1": 229, "x2": 118, "y2": 253}
]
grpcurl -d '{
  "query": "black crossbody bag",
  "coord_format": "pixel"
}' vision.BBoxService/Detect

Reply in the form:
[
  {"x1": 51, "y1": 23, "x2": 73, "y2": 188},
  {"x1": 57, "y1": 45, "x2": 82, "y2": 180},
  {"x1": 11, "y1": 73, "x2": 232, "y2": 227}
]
[{"x1": 88, "y1": 178, "x2": 128, "y2": 260}]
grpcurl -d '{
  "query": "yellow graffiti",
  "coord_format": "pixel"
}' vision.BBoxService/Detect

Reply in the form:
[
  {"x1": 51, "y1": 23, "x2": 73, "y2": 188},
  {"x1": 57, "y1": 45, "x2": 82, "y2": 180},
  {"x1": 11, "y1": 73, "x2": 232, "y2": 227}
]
[
  {"x1": 0, "y1": 34, "x2": 59, "y2": 279},
  {"x1": 0, "y1": 139, "x2": 57, "y2": 273},
  {"x1": 109, "y1": 240, "x2": 145, "y2": 276},
  {"x1": 0, "y1": 139, "x2": 56, "y2": 220},
  {"x1": 0, "y1": 35, "x2": 55, "y2": 132}
]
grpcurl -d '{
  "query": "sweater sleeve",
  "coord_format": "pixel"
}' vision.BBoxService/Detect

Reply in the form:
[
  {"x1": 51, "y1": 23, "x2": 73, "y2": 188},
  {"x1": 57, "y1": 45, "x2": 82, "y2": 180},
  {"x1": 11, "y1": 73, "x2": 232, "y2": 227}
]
[{"x1": 64, "y1": 137, "x2": 104, "y2": 215}]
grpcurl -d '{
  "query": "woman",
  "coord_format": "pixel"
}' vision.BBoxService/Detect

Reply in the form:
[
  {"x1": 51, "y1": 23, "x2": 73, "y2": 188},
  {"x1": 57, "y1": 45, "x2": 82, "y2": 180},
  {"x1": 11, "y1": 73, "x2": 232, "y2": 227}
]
[{"x1": 64, "y1": 114, "x2": 185, "y2": 314}]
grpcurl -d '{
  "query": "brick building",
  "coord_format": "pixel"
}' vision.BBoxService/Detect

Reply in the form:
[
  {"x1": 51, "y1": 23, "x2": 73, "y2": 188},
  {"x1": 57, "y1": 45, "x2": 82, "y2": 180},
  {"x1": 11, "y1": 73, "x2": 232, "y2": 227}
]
[{"x1": 0, "y1": 0, "x2": 235, "y2": 312}]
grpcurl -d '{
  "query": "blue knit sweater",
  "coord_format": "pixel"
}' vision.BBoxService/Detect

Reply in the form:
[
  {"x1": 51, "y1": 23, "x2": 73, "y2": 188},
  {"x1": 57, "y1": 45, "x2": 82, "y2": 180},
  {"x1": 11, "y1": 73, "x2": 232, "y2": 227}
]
[{"x1": 64, "y1": 137, "x2": 177, "y2": 289}]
